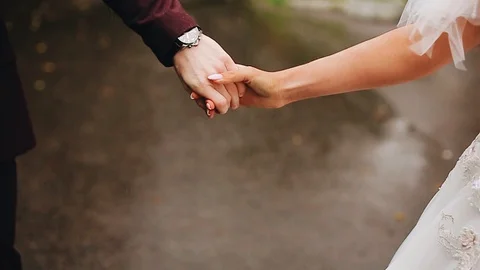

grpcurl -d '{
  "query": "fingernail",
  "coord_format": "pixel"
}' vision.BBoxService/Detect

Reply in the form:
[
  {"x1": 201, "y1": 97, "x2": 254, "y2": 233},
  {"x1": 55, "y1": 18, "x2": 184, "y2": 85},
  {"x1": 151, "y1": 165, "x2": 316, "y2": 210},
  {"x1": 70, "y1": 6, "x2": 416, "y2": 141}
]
[
  {"x1": 190, "y1": 93, "x2": 195, "y2": 99},
  {"x1": 208, "y1": 74, "x2": 223, "y2": 80},
  {"x1": 206, "y1": 103, "x2": 212, "y2": 110},
  {"x1": 206, "y1": 109, "x2": 211, "y2": 116}
]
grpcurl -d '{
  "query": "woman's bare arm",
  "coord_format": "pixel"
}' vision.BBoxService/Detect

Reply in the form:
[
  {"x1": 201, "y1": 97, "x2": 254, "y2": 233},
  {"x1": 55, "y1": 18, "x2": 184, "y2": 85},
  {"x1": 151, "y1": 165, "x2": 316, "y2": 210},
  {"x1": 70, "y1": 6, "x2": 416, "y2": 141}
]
[{"x1": 279, "y1": 22, "x2": 480, "y2": 104}]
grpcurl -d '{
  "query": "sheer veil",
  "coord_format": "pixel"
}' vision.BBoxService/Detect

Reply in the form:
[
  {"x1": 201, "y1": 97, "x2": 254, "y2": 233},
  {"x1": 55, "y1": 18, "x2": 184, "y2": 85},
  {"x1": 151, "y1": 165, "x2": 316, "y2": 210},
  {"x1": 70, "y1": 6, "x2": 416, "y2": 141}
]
[{"x1": 398, "y1": 0, "x2": 480, "y2": 69}]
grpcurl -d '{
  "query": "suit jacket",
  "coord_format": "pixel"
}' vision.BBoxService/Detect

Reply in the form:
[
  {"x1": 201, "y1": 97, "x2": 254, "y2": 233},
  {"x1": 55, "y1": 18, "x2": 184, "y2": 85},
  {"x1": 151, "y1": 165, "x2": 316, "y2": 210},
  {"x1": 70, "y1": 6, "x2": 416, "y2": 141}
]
[{"x1": 0, "y1": 0, "x2": 197, "y2": 161}]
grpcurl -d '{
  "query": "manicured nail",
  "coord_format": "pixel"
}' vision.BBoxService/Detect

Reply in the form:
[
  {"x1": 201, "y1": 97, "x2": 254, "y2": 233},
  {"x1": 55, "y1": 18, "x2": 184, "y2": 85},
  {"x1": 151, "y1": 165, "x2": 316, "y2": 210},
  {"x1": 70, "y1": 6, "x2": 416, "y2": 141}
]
[
  {"x1": 206, "y1": 103, "x2": 212, "y2": 110},
  {"x1": 190, "y1": 93, "x2": 195, "y2": 99},
  {"x1": 208, "y1": 74, "x2": 223, "y2": 80},
  {"x1": 206, "y1": 109, "x2": 211, "y2": 116}
]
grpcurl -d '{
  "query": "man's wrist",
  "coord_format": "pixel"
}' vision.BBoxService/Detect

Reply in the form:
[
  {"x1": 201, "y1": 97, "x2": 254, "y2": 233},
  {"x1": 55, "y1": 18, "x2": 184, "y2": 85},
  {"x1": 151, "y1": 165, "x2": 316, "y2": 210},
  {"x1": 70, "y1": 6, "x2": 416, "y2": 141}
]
[{"x1": 173, "y1": 26, "x2": 202, "y2": 55}]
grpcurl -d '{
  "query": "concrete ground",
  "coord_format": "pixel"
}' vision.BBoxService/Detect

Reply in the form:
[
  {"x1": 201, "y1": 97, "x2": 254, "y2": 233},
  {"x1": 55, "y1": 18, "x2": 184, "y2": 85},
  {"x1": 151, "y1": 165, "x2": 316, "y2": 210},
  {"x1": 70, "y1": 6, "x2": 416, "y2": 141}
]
[{"x1": 4, "y1": 2, "x2": 480, "y2": 270}]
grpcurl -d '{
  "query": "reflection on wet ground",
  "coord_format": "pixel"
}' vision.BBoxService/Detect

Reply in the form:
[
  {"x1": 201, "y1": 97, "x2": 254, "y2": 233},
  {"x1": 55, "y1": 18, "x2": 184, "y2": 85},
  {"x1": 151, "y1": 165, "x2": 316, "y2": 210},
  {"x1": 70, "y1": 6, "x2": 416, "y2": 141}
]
[{"x1": 4, "y1": 2, "x2": 480, "y2": 270}]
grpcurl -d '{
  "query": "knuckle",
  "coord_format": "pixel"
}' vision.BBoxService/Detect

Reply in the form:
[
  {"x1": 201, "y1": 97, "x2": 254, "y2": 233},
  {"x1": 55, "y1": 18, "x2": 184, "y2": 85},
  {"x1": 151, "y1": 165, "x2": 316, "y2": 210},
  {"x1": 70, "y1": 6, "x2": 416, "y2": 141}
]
[
  {"x1": 217, "y1": 99, "x2": 229, "y2": 110},
  {"x1": 189, "y1": 80, "x2": 203, "y2": 91},
  {"x1": 198, "y1": 78, "x2": 209, "y2": 86},
  {"x1": 192, "y1": 79, "x2": 209, "y2": 91},
  {"x1": 219, "y1": 54, "x2": 231, "y2": 63},
  {"x1": 223, "y1": 72, "x2": 234, "y2": 80},
  {"x1": 231, "y1": 99, "x2": 240, "y2": 109},
  {"x1": 213, "y1": 63, "x2": 225, "y2": 71},
  {"x1": 225, "y1": 93, "x2": 232, "y2": 103}
]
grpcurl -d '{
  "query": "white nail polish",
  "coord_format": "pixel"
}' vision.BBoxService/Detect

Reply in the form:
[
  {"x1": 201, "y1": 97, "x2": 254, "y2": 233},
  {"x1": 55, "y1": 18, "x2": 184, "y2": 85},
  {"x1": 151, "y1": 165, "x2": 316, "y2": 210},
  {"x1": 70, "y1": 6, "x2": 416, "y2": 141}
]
[{"x1": 208, "y1": 74, "x2": 223, "y2": 80}]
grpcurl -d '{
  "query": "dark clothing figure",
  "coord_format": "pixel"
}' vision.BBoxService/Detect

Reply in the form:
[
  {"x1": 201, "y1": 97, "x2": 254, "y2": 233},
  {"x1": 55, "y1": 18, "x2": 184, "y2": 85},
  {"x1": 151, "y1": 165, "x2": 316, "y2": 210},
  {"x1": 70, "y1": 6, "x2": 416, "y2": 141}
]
[{"x1": 0, "y1": 1, "x2": 197, "y2": 268}]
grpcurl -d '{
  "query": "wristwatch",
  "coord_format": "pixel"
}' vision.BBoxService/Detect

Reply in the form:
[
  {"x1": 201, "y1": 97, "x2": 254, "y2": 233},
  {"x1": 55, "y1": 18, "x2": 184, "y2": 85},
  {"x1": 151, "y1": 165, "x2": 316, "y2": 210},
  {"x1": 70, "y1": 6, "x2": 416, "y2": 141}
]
[{"x1": 175, "y1": 26, "x2": 202, "y2": 49}]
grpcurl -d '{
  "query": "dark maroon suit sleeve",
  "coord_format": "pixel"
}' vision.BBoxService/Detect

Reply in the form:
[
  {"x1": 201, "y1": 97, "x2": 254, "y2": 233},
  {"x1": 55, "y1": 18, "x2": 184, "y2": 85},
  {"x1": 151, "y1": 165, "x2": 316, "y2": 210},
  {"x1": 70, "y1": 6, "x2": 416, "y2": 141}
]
[{"x1": 103, "y1": 0, "x2": 197, "y2": 67}]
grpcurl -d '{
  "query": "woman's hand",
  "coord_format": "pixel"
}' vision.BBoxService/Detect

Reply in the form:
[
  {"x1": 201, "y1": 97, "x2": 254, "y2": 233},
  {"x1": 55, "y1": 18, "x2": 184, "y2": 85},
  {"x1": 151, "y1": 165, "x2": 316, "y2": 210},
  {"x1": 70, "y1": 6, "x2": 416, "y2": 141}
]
[{"x1": 207, "y1": 65, "x2": 287, "y2": 109}]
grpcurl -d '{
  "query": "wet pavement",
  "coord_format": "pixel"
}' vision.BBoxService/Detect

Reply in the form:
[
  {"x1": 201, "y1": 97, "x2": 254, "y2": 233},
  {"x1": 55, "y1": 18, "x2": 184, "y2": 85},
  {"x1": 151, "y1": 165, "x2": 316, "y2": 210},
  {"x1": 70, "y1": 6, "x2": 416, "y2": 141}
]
[{"x1": 4, "y1": 2, "x2": 480, "y2": 270}]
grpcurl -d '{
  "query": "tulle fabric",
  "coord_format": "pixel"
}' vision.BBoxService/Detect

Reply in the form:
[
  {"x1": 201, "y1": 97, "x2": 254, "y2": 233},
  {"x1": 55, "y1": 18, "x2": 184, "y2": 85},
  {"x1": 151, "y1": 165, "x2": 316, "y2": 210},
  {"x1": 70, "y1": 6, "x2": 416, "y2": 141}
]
[
  {"x1": 385, "y1": 133, "x2": 480, "y2": 269},
  {"x1": 386, "y1": 154, "x2": 480, "y2": 270},
  {"x1": 398, "y1": 0, "x2": 480, "y2": 70}
]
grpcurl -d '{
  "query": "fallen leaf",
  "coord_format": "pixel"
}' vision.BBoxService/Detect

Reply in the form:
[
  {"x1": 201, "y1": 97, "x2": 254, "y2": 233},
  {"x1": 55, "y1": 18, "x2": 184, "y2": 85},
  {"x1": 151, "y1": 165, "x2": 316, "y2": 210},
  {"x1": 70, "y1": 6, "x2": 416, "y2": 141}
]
[
  {"x1": 35, "y1": 42, "x2": 48, "y2": 54},
  {"x1": 41, "y1": 62, "x2": 56, "y2": 73},
  {"x1": 34, "y1": 80, "x2": 46, "y2": 91},
  {"x1": 394, "y1": 212, "x2": 406, "y2": 222}
]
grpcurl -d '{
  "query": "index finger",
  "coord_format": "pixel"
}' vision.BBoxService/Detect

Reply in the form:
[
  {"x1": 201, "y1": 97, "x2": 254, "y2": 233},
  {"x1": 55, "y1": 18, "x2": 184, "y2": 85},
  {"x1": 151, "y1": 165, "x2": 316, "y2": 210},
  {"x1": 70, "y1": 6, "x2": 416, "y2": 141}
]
[
  {"x1": 193, "y1": 84, "x2": 230, "y2": 114},
  {"x1": 208, "y1": 66, "x2": 254, "y2": 85}
]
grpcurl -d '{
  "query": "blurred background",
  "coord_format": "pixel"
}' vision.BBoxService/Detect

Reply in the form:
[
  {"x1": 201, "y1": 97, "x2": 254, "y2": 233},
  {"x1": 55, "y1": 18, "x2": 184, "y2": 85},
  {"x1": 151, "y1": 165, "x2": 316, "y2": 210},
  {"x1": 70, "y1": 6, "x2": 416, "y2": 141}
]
[{"x1": 3, "y1": 0, "x2": 480, "y2": 269}]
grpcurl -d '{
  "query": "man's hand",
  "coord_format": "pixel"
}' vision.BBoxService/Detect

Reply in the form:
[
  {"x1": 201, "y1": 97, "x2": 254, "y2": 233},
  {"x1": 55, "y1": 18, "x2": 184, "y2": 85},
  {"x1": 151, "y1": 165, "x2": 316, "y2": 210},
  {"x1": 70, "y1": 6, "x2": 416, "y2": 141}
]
[{"x1": 173, "y1": 35, "x2": 245, "y2": 117}]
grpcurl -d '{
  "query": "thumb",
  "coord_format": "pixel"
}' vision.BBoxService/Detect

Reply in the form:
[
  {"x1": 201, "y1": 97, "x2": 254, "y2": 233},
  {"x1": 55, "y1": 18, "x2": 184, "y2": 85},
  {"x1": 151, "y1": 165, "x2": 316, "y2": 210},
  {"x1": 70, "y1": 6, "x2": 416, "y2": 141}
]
[{"x1": 208, "y1": 66, "x2": 255, "y2": 85}]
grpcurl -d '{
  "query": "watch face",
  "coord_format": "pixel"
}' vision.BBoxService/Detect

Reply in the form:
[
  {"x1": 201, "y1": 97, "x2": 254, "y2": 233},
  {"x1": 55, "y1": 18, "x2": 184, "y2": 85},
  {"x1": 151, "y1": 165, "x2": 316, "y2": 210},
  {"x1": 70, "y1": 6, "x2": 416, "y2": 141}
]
[{"x1": 178, "y1": 28, "x2": 200, "y2": 44}]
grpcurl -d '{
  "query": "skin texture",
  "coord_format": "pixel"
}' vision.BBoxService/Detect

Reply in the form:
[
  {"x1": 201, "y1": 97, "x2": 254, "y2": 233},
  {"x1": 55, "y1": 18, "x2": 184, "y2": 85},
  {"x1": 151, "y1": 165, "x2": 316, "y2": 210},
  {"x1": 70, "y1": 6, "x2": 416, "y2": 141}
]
[
  {"x1": 208, "y1": 22, "x2": 480, "y2": 109},
  {"x1": 173, "y1": 35, "x2": 245, "y2": 117}
]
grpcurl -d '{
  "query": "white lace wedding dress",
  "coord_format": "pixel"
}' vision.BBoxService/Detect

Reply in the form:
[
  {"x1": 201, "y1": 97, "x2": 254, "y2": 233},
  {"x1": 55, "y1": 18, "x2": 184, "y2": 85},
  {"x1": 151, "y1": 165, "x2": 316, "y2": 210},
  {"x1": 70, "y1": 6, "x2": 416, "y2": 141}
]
[{"x1": 386, "y1": 1, "x2": 480, "y2": 269}]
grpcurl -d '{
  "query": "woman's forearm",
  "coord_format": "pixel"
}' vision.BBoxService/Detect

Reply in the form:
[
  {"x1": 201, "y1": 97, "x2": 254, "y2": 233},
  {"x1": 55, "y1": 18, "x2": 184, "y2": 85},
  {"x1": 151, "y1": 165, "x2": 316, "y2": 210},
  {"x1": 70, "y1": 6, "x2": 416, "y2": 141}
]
[{"x1": 278, "y1": 24, "x2": 480, "y2": 103}]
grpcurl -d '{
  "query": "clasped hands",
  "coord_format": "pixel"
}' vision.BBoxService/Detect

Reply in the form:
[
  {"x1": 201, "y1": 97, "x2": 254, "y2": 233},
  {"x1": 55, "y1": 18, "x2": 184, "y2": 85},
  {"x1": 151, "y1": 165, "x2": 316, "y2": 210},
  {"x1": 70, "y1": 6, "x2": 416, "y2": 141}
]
[{"x1": 173, "y1": 35, "x2": 286, "y2": 118}]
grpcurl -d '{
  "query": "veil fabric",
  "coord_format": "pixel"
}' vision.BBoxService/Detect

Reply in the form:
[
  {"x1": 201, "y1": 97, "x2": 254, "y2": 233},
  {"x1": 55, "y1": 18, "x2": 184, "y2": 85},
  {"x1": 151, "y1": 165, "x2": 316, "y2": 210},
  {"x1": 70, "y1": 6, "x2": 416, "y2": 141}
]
[{"x1": 398, "y1": 0, "x2": 480, "y2": 69}]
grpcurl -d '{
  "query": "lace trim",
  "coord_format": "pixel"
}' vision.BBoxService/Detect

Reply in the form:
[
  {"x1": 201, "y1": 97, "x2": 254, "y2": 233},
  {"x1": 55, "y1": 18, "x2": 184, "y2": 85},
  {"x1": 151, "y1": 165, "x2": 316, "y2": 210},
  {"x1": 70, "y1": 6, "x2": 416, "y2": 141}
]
[
  {"x1": 436, "y1": 136, "x2": 480, "y2": 269},
  {"x1": 459, "y1": 136, "x2": 480, "y2": 184},
  {"x1": 470, "y1": 177, "x2": 480, "y2": 210},
  {"x1": 439, "y1": 213, "x2": 480, "y2": 270},
  {"x1": 458, "y1": 136, "x2": 480, "y2": 210}
]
